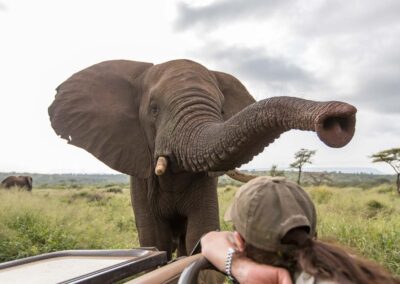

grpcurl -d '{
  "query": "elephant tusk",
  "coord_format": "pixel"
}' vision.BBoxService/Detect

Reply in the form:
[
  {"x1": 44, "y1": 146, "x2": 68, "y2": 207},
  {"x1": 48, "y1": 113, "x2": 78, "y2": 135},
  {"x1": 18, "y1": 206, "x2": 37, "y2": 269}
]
[
  {"x1": 226, "y1": 169, "x2": 259, "y2": 183},
  {"x1": 226, "y1": 169, "x2": 285, "y2": 183},
  {"x1": 155, "y1": 156, "x2": 168, "y2": 176}
]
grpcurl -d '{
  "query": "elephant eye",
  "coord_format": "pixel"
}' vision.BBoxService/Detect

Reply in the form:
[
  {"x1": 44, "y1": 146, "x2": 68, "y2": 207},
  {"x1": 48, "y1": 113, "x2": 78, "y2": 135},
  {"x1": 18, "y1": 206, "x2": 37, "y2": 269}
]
[{"x1": 150, "y1": 103, "x2": 159, "y2": 117}]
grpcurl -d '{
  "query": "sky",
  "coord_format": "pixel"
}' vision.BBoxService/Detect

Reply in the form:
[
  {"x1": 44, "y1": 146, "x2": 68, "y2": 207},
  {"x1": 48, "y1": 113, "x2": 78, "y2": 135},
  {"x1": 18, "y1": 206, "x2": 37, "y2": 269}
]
[{"x1": 0, "y1": 0, "x2": 398, "y2": 174}]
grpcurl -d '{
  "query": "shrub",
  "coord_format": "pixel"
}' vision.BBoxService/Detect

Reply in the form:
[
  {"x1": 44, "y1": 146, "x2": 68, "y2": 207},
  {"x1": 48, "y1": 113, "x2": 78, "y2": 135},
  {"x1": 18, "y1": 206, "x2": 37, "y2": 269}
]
[
  {"x1": 0, "y1": 213, "x2": 78, "y2": 261},
  {"x1": 364, "y1": 199, "x2": 393, "y2": 219},
  {"x1": 223, "y1": 186, "x2": 233, "y2": 192},
  {"x1": 376, "y1": 184, "x2": 395, "y2": 194},
  {"x1": 67, "y1": 191, "x2": 110, "y2": 204},
  {"x1": 367, "y1": 200, "x2": 385, "y2": 210},
  {"x1": 308, "y1": 187, "x2": 334, "y2": 204},
  {"x1": 105, "y1": 187, "x2": 123, "y2": 194}
]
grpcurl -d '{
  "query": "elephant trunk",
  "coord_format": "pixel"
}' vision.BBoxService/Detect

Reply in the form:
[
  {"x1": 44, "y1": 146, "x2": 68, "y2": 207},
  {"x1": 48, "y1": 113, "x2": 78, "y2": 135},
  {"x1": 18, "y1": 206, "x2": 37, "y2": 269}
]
[{"x1": 173, "y1": 96, "x2": 356, "y2": 172}]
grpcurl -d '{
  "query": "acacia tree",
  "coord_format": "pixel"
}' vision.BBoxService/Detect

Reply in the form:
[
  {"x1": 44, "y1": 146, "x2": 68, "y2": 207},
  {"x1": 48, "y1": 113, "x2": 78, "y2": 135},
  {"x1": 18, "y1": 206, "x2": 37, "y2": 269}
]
[
  {"x1": 269, "y1": 164, "x2": 285, "y2": 177},
  {"x1": 309, "y1": 172, "x2": 332, "y2": 186},
  {"x1": 290, "y1": 148, "x2": 316, "y2": 185},
  {"x1": 371, "y1": 148, "x2": 400, "y2": 194}
]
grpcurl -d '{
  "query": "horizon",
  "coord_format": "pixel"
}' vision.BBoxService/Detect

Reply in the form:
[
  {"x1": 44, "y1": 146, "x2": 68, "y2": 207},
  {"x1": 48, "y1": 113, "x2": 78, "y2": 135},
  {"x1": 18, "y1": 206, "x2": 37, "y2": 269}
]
[{"x1": 0, "y1": 166, "x2": 393, "y2": 175}]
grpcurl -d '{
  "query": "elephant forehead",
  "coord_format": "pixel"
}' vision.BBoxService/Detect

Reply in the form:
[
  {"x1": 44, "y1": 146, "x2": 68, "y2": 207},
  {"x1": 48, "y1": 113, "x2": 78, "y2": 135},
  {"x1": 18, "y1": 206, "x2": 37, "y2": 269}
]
[
  {"x1": 145, "y1": 60, "x2": 220, "y2": 96},
  {"x1": 156, "y1": 59, "x2": 208, "y2": 74}
]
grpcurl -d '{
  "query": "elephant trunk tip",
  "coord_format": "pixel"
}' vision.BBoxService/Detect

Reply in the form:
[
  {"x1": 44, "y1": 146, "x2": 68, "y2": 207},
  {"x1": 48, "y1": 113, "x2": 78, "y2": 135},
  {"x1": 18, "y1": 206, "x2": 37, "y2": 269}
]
[{"x1": 316, "y1": 104, "x2": 357, "y2": 148}]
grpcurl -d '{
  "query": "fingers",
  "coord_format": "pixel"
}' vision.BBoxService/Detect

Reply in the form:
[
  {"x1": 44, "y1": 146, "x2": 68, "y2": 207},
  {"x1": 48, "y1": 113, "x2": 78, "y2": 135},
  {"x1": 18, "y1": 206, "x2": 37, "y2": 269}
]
[
  {"x1": 233, "y1": 231, "x2": 246, "y2": 252},
  {"x1": 278, "y1": 268, "x2": 293, "y2": 284}
]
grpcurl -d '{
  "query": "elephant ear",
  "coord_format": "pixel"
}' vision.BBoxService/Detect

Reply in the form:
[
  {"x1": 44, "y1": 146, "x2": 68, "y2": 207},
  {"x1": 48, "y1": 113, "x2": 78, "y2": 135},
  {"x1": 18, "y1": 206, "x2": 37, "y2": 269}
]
[
  {"x1": 212, "y1": 71, "x2": 256, "y2": 120},
  {"x1": 48, "y1": 60, "x2": 154, "y2": 178},
  {"x1": 26, "y1": 176, "x2": 32, "y2": 188}
]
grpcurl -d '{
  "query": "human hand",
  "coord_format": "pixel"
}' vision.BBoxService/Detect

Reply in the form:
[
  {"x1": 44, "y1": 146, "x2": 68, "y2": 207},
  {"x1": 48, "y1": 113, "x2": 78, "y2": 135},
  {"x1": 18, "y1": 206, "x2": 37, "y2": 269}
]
[
  {"x1": 232, "y1": 257, "x2": 292, "y2": 284},
  {"x1": 201, "y1": 231, "x2": 240, "y2": 272},
  {"x1": 201, "y1": 231, "x2": 292, "y2": 284}
]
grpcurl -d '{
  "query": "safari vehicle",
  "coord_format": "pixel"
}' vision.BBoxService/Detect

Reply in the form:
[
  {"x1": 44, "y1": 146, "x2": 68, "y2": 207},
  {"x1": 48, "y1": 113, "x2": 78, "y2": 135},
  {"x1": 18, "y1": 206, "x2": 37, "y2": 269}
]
[{"x1": 0, "y1": 247, "x2": 215, "y2": 284}]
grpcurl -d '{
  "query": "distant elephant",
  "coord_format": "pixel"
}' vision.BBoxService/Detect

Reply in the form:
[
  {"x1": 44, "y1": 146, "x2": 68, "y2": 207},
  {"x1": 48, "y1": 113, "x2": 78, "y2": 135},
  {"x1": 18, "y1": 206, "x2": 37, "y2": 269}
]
[
  {"x1": 1, "y1": 175, "x2": 33, "y2": 191},
  {"x1": 48, "y1": 59, "x2": 356, "y2": 259}
]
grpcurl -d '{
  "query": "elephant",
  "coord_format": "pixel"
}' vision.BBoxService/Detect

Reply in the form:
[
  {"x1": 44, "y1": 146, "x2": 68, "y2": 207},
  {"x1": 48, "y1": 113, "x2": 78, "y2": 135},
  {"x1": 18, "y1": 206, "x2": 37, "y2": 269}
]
[
  {"x1": 48, "y1": 59, "x2": 356, "y2": 259},
  {"x1": 1, "y1": 175, "x2": 33, "y2": 191}
]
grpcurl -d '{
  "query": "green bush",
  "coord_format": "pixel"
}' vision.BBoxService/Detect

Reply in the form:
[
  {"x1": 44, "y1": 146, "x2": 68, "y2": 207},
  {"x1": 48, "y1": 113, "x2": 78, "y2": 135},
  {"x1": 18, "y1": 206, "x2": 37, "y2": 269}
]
[
  {"x1": 67, "y1": 191, "x2": 110, "y2": 204},
  {"x1": 376, "y1": 184, "x2": 395, "y2": 194},
  {"x1": 0, "y1": 213, "x2": 78, "y2": 261},
  {"x1": 364, "y1": 199, "x2": 394, "y2": 219},
  {"x1": 105, "y1": 187, "x2": 123, "y2": 194},
  {"x1": 308, "y1": 187, "x2": 334, "y2": 204},
  {"x1": 367, "y1": 199, "x2": 385, "y2": 210}
]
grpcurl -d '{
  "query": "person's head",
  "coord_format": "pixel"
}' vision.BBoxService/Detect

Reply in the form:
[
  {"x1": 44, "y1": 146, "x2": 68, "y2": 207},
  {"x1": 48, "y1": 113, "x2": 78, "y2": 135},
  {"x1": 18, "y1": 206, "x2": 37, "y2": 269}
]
[
  {"x1": 225, "y1": 177, "x2": 400, "y2": 284},
  {"x1": 225, "y1": 177, "x2": 316, "y2": 266}
]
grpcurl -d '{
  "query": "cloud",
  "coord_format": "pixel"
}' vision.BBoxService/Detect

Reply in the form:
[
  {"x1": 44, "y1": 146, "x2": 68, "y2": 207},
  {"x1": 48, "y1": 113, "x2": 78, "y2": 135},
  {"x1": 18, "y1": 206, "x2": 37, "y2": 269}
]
[
  {"x1": 295, "y1": 0, "x2": 400, "y2": 37},
  {"x1": 199, "y1": 44, "x2": 316, "y2": 91},
  {"x1": 350, "y1": 40, "x2": 400, "y2": 114},
  {"x1": 357, "y1": 75, "x2": 400, "y2": 114},
  {"x1": 175, "y1": 0, "x2": 400, "y2": 115},
  {"x1": 176, "y1": 0, "x2": 400, "y2": 35},
  {"x1": 357, "y1": 110, "x2": 400, "y2": 138},
  {"x1": 0, "y1": 2, "x2": 6, "y2": 11},
  {"x1": 175, "y1": 0, "x2": 294, "y2": 30}
]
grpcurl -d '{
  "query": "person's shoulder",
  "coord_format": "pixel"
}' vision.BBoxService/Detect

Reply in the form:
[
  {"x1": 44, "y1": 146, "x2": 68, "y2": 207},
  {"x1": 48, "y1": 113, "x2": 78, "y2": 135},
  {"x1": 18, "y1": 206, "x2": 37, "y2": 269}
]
[{"x1": 295, "y1": 271, "x2": 337, "y2": 284}]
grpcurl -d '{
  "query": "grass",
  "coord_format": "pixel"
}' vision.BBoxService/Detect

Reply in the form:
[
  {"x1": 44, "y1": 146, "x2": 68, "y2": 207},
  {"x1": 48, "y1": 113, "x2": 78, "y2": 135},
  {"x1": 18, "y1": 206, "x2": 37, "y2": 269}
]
[
  {"x1": 0, "y1": 184, "x2": 399, "y2": 276},
  {"x1": 307, "y1": 185, "x2": 400, "y2": 274},
  {"x1": 0, "y1": 187, "x2": 138, "y2": 261}
]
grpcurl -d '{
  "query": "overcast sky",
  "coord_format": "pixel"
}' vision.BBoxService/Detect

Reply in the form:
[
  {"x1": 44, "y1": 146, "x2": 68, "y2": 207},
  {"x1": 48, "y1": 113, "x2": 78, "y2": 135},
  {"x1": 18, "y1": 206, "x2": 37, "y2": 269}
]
[{"x1": 0, "y1": 0, "x2": 398, "y2": 174}]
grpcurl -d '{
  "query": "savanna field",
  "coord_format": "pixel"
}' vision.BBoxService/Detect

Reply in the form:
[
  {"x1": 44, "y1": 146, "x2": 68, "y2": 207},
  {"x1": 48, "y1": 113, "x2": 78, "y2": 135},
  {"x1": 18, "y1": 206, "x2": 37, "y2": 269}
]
[{"x1": 0, "y1": 182, "x2": 399, "y2": 276}]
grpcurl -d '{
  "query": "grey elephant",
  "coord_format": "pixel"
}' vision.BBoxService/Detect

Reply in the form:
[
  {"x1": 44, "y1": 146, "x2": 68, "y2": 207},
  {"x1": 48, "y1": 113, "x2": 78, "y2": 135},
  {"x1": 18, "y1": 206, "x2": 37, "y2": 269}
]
[
  {"x1": 1, "y1": 175, "x2": 33, "y2": 191},
  {"x1": 48, "y1": 59, "x2": 356, "y2": 259}
]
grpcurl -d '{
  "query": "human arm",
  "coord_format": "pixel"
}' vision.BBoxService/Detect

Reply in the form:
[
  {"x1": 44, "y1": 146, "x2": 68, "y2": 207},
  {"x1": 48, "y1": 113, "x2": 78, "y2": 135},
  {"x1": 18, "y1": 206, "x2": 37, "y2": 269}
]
[{"x1": 201, "y1": 231, "x2": 292, "y2": 284}]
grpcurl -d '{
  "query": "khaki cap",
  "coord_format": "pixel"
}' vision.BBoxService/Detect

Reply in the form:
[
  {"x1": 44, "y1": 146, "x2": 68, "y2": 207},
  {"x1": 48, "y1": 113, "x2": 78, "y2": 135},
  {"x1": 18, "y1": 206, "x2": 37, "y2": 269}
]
[{"x1": 224, "y1": 176, "x2": 316, "y2": 252}]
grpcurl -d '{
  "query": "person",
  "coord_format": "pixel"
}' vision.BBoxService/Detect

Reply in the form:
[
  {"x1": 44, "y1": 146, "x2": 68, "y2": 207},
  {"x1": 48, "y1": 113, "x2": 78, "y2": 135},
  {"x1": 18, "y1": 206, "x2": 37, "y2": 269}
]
[{"x1": 201, "y1": 177, "x2": 400, "y2": 284}]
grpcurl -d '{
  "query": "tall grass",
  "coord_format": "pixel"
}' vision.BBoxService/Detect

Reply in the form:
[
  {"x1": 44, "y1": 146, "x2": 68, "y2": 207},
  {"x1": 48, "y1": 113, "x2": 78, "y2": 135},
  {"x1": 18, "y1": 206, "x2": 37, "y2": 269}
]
[
  {"x1": 0, "y1": 184, "x2": 399, "y2": 276},
  {"x1": 308, "y1": 185, "x2": 400, "y2": 274},
  {"x1": 0, "y1": 187, "x2": 138, "y2": 262}
]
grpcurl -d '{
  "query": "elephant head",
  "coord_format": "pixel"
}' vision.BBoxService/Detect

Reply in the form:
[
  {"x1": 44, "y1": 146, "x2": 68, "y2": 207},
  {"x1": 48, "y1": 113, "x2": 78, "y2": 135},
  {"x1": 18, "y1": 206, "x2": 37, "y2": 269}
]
[{"x1": 48, "y1": 59, "x2": 356, "y2": 178}]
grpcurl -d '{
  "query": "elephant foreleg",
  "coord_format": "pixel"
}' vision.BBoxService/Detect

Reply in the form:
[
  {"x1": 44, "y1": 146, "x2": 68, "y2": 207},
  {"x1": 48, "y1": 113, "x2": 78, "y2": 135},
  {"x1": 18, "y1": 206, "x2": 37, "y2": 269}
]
[
  {"x1": 184, "y1": 178, "x2": 220, "y2": 254},
  {"x1": 130, "y1": 177, "x2": 175, "y2": 259}
]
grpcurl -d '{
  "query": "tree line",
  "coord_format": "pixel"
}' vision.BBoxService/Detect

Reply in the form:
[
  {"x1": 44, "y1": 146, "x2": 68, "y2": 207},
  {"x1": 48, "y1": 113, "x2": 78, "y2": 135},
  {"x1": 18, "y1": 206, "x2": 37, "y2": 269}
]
[{"x1": 289, "y1": 147, "x2": 400, "y2": 194}]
